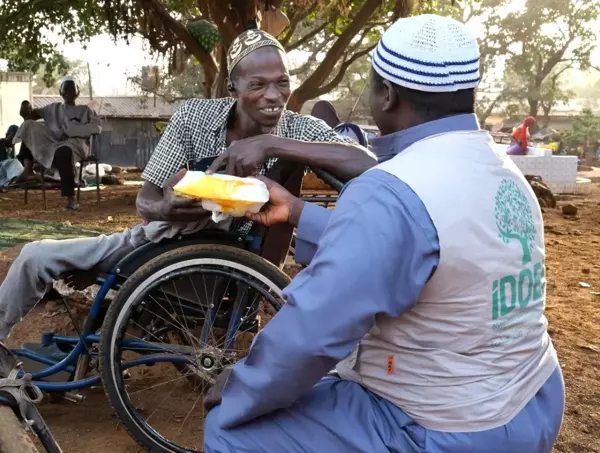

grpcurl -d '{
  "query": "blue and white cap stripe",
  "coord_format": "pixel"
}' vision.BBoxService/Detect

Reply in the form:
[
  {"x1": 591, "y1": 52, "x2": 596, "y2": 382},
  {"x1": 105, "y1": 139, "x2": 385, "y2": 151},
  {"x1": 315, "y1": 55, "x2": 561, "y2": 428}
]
[{"x1": 372, "y1": 14, "x2": 480, "y2": 93}]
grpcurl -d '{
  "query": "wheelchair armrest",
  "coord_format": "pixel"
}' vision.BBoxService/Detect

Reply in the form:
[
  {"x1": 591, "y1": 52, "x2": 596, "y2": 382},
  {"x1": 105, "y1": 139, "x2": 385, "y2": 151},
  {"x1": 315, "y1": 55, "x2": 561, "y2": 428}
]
[
  {"x1": 309, "y1": 167, "x2": 344, "y2": 193},
  {"x1": 112, "y1": 230, "x2": 253, "y2": 279}
]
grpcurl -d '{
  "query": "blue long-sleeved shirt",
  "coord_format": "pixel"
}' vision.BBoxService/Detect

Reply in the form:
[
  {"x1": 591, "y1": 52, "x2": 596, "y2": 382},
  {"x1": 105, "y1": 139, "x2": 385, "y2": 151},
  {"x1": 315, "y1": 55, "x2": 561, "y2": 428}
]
[{"x1": 217, "y1": 114, "x2": 561, "y2": 437}]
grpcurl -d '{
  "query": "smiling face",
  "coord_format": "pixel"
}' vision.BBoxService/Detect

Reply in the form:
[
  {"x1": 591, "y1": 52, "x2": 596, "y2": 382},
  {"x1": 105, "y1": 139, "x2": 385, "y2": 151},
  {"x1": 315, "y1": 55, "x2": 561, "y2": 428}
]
[{"x1": 229, "y1": 47, "x2": 291, "y2": 134}]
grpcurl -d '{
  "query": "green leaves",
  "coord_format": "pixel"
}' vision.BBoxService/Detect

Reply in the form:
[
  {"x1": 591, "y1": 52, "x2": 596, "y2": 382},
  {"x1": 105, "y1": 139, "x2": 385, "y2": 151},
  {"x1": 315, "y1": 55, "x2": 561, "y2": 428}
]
[
  {"x1": 562, "y1": 109, "x2": 600, "y2": 148},
  {"x1": 0, "y1": 0, "x2": 468, "y2": 104},
  {"x1": 0, "y1": 0, "x2": 103, "y2": 73},
  {"x1": 482, "y1": 0, "x2": 600, "y2": 118}
]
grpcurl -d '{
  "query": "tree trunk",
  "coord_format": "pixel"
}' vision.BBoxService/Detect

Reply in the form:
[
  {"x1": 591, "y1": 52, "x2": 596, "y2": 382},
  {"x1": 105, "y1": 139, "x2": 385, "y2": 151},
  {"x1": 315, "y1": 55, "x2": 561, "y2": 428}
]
[
  {"x1": 213, "y1": 44, "x2": 230, "y2": 98},
  {"x1": 541, "y1": 106, "x2": 551, "y2": 128},
  {"x1": 528, "y1": 98, "x2": 539, "y2": 118},
  {"x1": 286, "y1": 0, "x2": 386, "y2": 113},
  {"x1": 286, "y1": 92, "x2": 308, "y2": 113},
  {"x1": 141, "y1": 0, "x2": 218, "y2": 98},
  {"x1": 477, "y1": 94, "x2": 503, "y2": 125},
  {"x1": 203, "y1": 0, "x2": 262, "y2": 98}
]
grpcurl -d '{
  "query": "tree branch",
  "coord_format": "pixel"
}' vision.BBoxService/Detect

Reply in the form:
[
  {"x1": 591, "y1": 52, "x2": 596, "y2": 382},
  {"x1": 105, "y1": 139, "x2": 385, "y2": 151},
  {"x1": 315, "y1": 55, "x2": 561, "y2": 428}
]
[
  {"x1": 196, "y1": 0, "x2": 210, "y2": 17},
  {"x1": 289, "y1": 39, "x2": 329, "y2": 76},
  {"x1": 284, "y1": 22, "x2": 328, "y2": 52},
  {"x1": 1, "y1": 0, "x2": 72, "y2": 23},
  {"x1": 280, "y1": 0, "x2": 319, "y2": 46},
  {"x1": 206, "y1": 0, "x2": 253, "y2": 47},
  {"x1": 140, "y1": 0, "x2": 217, "y2": 96},
  {"x1": 279, "y1": 16, "x2": 301, "y2": 46},
  {"x1": 539, "y1": 39, "x2": 574, "y2": 81},
  {"x1": 347, "y1": 26, "x2": 372, "y2": 54},
  {"x1": 314, "y1": 44, "x2": 375, "y2": 97},
  {"x1": 294, "y1": 0, "x2": 382, "y2": 95}
]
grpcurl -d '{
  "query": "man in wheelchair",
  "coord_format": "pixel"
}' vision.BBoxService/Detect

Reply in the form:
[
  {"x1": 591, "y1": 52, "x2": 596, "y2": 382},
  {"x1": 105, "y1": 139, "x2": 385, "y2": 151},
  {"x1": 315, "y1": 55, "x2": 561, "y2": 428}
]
[
  {"x1": 0, "y1": 29, "x2": 375, "y2": 342},
  {"x1": 202, "y1": 15, "x2": 564, "y2": 453}
]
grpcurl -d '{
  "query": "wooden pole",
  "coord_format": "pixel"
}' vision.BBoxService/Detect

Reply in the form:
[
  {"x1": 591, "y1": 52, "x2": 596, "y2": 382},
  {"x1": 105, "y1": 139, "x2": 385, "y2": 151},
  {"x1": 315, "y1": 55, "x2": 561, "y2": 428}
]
[{"x1": 87, "y1": 63, "x2": 93, "y2": 100}]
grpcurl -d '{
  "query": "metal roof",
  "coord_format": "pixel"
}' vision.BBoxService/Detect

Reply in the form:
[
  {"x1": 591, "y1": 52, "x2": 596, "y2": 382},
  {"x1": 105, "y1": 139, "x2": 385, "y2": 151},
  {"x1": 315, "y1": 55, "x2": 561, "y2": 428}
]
[{"x1": 32, "y1": 96, "x2": 182, "y2": 119}]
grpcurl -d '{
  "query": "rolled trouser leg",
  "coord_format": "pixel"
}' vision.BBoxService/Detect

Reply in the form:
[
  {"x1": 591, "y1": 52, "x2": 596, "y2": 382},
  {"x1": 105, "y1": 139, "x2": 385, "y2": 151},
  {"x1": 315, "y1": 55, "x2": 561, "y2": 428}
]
[{"x1": 0, "y1": 230, "x2": 138, "y2": 340}]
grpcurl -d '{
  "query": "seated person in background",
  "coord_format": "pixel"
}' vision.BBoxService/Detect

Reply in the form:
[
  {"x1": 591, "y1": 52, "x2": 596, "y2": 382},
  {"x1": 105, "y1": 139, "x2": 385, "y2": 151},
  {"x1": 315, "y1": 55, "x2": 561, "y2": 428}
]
[
  {"x1": 0, "y1": 29, "x2": 375, "y2": 343},
  {"x1": 333, "y1": 122, "x2": 369, "y2": 148},
  {"x1": 0, "y1": 126, "x2": 18, "y2": 161},
  {"x1": 309, "y1": 100, "x2": 340, "y2": 128},
  {"x1": 507, "y1": 116, "x2": 536, "y2": 155},
  {"x1": 13, "y1": 77, "x2": 101, "y2": 210},
  {"x1": 0, "y1": 126, "x2": 25, "y2": 189}
]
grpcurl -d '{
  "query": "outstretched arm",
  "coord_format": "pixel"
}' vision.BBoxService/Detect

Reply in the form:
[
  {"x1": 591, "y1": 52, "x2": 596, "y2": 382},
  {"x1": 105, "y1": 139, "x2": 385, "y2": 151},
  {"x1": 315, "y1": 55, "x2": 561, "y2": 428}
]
[
  {"x1": 264, "y1": 135, "x2": 376, "y2": 181},
  {"x1": 210, "y1": 134, "x2": 376, "y2": 181},
  {"x1": 208, "y1": 116, "x2": 377, "y2": 181},
  {"x1": 278, "y1": 116, "x2": 377, "y2": 180}
]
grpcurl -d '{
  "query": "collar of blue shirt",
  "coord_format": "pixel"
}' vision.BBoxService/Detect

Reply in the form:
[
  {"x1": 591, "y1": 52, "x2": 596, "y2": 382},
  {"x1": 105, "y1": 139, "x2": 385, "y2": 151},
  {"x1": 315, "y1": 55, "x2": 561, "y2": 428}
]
[{"x1": 370, "y1": 113, "x2": 481, "y2": 163}]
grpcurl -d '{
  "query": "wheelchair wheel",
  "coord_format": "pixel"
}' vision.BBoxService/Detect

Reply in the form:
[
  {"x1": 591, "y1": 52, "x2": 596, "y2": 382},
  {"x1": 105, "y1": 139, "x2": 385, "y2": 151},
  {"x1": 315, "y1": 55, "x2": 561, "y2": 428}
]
[{"x1": 99, "y1": 244, "x2": 289, "y2": 453}]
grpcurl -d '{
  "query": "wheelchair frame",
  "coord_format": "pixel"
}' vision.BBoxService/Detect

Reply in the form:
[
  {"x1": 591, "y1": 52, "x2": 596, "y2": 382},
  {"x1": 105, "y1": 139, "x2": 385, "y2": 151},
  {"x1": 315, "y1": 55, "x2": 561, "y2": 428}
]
[
  {"x1": 1, "y1": 167, "x2": 342, "y2": 398},
  {"x1": 0, "y1": 166, "x2": 343, "y2": 453},
  {"x1": 0, "y1": 229, "x2": 258, "y2": 399}
]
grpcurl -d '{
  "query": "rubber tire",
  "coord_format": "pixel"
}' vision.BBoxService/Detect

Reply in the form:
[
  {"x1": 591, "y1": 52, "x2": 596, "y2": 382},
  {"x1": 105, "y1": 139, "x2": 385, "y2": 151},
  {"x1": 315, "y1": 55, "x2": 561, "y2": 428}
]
[
  {"x1": 99, "y1": 244, "x2": 290, "y2": 453},
  {"x1": 0, "y1": 406, "x2": 39, "y2": 453}
]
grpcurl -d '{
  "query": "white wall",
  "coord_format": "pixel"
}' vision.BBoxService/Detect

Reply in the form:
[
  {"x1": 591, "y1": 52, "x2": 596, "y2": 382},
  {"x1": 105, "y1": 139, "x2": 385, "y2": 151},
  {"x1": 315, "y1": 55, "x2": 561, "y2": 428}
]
[{"x1": 0, "y1": 72, "x2": 31, "y2": 142}]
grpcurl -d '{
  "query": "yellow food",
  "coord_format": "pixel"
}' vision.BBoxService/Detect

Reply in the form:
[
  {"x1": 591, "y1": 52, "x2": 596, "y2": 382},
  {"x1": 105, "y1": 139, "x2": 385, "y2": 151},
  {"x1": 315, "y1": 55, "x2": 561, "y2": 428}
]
[
  {"x1": 173, "y1": 174, "x2": 266, "y2": 215},
  {"x1": 174, "y1": 175, "x2": 252, "y2": 201}
]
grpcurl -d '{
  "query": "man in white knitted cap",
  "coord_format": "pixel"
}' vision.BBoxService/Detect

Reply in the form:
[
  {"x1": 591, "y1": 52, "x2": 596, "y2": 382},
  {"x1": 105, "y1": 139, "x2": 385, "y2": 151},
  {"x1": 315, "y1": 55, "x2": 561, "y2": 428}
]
[{"x1": 204, "y1": 14, "x2": 564, "y2": 453}]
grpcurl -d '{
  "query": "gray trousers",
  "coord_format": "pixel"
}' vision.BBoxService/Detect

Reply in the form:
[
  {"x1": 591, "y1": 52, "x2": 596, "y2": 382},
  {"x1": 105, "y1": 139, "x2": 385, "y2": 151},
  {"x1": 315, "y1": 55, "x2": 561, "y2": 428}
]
[{"x1": 0, "y1": 220, "x2": 214, "y2": 340}]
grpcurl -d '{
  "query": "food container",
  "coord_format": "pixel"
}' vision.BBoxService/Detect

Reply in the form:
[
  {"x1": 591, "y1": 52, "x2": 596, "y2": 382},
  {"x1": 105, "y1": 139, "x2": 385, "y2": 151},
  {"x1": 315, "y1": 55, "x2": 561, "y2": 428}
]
[{"x1": 173, "y1": 171, "x2": 269, "y2": 221}]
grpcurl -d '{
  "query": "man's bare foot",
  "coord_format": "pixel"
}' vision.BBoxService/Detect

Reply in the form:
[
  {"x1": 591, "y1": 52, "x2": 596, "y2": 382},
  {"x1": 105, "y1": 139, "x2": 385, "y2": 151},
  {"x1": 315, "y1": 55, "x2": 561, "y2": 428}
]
[
  {"x1": 17, "y1": 172, "x2": 41, "y2": 182},
  {"x1": 66, "y1": 198, "x2": 80, "y2": 211}
]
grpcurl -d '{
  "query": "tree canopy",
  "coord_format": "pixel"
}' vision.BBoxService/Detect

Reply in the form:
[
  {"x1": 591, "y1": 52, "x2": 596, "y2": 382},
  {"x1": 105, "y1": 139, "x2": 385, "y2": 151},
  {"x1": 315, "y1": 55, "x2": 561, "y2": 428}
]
[
  {"x1": 464, "y1": 0, "x2": 600, "y2": 123},
  {"x1": 30, "y1": 58, "x2": 92, "y2": 96},
  {"x1": 0, "y1": 0, "x2": 457, "y2": 111},
  {"x1": 562, "y1": 109, "x2": 600, "y2": 148}
]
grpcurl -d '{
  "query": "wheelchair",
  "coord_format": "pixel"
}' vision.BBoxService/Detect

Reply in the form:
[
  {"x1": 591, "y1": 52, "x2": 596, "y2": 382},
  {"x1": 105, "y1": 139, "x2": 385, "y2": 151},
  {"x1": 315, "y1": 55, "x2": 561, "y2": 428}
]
[{"x1": 0, "y1": 165, "x2": 345, "y2": 453}]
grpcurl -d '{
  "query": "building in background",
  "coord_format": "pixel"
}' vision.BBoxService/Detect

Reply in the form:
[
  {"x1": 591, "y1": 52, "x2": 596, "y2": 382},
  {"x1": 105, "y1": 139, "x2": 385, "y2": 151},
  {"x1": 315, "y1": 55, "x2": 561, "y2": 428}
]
[
  {"x1": 0, "y1": 72, "x2": 31, "y2": 145},
  {"x1": 33, "y1": 95, "x2": 181, "y2": 168}
]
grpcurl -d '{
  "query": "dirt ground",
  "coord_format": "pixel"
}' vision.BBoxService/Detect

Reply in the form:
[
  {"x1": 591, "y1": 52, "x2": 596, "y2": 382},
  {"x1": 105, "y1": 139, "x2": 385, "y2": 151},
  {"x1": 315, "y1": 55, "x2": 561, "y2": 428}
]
[
  {"x1": 1, "y1": 179, "x2": 600, "y2": 452},
  {"x1": 0, "y1": 184, "x2": 142, "y2": 233}
]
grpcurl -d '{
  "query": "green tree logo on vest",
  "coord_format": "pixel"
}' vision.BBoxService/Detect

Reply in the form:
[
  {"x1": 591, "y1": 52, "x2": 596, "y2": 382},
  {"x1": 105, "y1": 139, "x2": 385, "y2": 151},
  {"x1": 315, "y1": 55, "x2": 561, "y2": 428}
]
[
  {"x1": 494, "y1": 179, "x2": 536, "y2": 265},
  {"x1": 492, "y1": 179, "x2": 544, "y2": 324}
]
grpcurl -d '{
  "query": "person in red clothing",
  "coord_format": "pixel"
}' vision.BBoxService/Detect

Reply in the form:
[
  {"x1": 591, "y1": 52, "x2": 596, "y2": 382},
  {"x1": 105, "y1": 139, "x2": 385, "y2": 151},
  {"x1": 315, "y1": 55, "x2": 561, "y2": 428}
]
[{"x1": 507, "y1": 116, "x2": 536, "y2": 155}]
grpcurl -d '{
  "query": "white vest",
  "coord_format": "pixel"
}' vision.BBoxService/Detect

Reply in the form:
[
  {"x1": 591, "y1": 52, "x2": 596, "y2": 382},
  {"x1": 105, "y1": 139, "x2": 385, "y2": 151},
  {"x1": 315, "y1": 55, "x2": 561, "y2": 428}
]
[{"x1": 336, "y1": 130, "x2": 558, "y2": 432}]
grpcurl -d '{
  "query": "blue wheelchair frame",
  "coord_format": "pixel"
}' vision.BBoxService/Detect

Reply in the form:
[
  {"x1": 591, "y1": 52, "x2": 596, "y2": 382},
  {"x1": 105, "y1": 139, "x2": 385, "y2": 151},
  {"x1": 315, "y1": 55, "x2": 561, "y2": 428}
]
[
  {"x1": 0, "y1": 166, "x2": 342, "y2": 408},
  {"x1": 2, "y1": 229, "x2": 258, "y2": 397}
]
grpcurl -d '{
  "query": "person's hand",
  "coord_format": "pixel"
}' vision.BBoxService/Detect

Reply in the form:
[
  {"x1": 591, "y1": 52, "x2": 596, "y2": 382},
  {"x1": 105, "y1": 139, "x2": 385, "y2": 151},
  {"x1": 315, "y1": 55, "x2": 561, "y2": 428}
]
[
  {"x1": 203, "y1": 367, "x2": 233, "y2": 413},
  {"x1": 207, "y1": 136, "x2": 270, "y2": 177},
  {"x1": 246, "y1": 176, "x2": 305, "y2": 227},
  {"x1": 159, "y1": 169, "x2": 208, "y2": 222}
]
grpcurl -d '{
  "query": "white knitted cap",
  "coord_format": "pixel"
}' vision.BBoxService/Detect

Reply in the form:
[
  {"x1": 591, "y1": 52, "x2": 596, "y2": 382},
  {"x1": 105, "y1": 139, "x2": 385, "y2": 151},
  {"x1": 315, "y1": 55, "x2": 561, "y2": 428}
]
[
  {"x1": 372, "y1": 14, "x2": 480, "y2": 93},
  {"x1": 59, "y1": 75, "x2": 78, "y2": 92}
]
